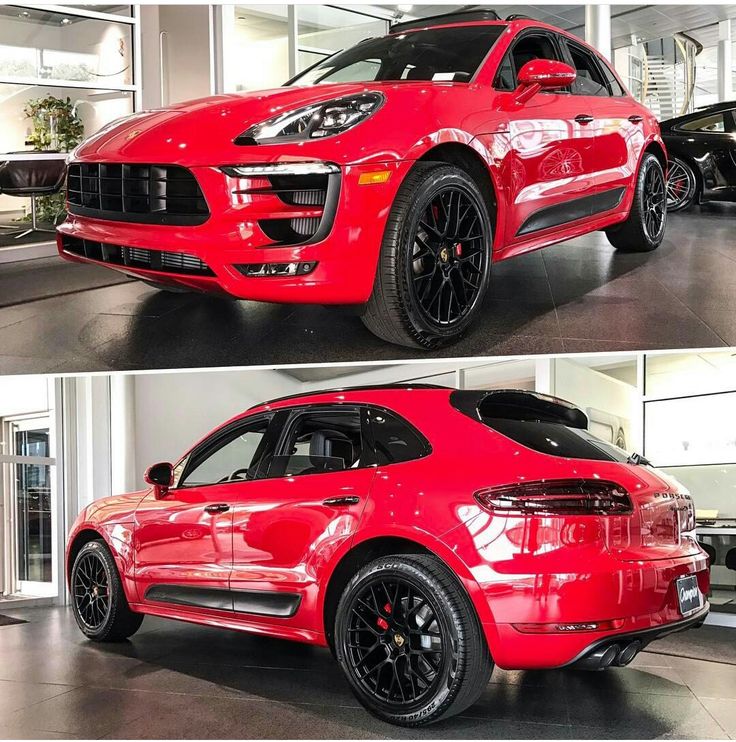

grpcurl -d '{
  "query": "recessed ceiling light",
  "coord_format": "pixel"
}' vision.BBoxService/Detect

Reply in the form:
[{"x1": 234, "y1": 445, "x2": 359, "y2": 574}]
[
  {"x1": 61, "y1": 17, "x2": 72, "y2": 24},
  {"x1": 19, "y1": 10, "x2": 30, "y2": 17}
]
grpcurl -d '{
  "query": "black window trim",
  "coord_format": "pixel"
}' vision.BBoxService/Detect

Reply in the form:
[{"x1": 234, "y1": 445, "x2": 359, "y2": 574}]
[
  {"x1": 175, "y1": 411, "x2": 283, "y2": 489},
  {"x1": 492, "y1": 27, "x2": 569, "y2": 93},
  {"x1": 364, "y1": 405, "x2": 433, "y2": 467}
]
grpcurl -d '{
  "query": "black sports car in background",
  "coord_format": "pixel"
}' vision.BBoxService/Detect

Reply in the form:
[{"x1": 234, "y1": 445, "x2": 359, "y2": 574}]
[{"x1": 661, "y1": 101, "x2": 736, "y2": 211}]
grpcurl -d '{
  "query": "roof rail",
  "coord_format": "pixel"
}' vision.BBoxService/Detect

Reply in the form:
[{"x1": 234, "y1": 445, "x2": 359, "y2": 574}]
[
  {"x1": 248, "y1": 383, "x2": 450, "y2": 410},
  {"x1": 390, "y1": 7, "x2": 501, "y2": 34},
  {"x1": 505, "y1": 13, "x2": 535, "y2": 21}
]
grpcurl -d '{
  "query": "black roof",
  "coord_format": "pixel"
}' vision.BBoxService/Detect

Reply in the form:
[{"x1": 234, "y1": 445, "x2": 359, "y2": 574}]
[{"x1": 390, "y1": 8, "x2": 503, "y2": 33}]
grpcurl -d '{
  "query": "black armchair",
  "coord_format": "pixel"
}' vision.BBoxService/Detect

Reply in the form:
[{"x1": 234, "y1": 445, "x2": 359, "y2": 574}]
[{"x1": 0, "y1": 152, "x2": 67, "y2": 239}]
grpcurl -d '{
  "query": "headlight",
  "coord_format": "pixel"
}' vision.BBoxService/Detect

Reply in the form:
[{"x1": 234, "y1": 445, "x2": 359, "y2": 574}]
[{"x1": 234, "y1": 92, "x2": 384, "y2": 145}]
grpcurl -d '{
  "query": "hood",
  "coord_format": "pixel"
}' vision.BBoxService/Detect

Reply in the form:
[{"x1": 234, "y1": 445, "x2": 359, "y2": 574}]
[{"x1": 71, "y1": 81, "x2": 468, "y2": 166}]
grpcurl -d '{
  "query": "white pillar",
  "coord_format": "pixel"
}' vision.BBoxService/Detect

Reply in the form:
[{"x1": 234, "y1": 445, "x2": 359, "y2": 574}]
[
  {"x1": 717, "y1": 19, "x2": 733, "y2": 102},
  {"x1": 585, "y1": 4, "x2": 612, "y2": 61},
  {"x1": 110, "y1": 375, "x2": 137, "y2": 496},
  {"x1": 287, "y1": 5, "x2": 298, "y2": 79},
  {"x1": 138, "y1": 4, "x2": 162, "y2": 109}
]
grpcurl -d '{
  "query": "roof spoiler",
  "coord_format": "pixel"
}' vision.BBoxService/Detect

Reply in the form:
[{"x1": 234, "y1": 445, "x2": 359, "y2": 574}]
[
  {"x1": 390, "y1": 7, "x2": 502, "y2": 33},
  {"x1": 450, "y1": 389, "x2": 589, "y2": 429}
]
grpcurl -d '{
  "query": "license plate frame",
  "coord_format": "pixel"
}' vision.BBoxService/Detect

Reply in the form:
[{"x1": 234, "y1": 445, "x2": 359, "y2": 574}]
[{"x1": 675, "y1": 574, "x2": 702, "y2": 616}]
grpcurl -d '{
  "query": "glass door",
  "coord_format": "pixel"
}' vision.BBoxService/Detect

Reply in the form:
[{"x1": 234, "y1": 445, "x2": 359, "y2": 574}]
[{"x1": 1, "y1": 415, "x2": 56, "y2": 597}]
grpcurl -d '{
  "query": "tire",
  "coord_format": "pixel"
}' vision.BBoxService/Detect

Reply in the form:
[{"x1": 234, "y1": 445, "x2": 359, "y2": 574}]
[
  {"x1": 606, "y1": 153, "x2": 667, "y2": 252},
  {"x1": 334, "y1": 553, "x2": 493, "y2": 727},
  {"x1": 362, "y1": 162, "x2": 493, "y2": 349},
  {"x1": 70, "y1": 540, "x2": 143, "y2": 642},
  {"x1": 665, "y1": 157, "x2": 698, "y2": 212}
]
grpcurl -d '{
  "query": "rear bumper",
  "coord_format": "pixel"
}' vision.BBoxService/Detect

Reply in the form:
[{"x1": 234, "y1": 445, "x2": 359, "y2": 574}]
[
  {"x1": 475, "y1": 553, "x2": 710, "y2": 670},
  {"x1": 56, "y1": 160, "x2": 412, "y2": 305},
  {"x1": 564, "y1": 602, "x2": 709, "y2": 669}
]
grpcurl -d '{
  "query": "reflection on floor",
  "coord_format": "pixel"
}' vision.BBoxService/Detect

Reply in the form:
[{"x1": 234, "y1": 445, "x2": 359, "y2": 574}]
[
  {"x1": 0, "y1": 212, "x2": 58, "y2": 248},
  {"x1": 0, "y1": 207, "x2": 735, "y2": 373},
  {"x1": 0, "y1": 606, "x2": 734, "y2": 740}
]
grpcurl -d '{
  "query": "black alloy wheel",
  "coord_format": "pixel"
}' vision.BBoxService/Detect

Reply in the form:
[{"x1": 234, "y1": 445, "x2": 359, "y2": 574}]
[
  {"x1": 335, "y1": 554, "x2": 493, "y2": 726},
  {"x1": 641, "y1": 162, "x2": 667, "y2": 242},
  {"x1": 70, "y1": 540, "x2": 144, "y2": 641},
  {"x1": 665, "y1": 157, "x2": 698, "y2": 211},
  {"x1": 345, "y1": 575, "x2": 446, "y2": 707},
  {"x1": 408, "y1": 186, "x2": 487, "y2": 329},
  {"x1": 73, "y1": 549, "x2": 111, "y2": 631},
  {"x1": 362, "y1": 162, "x2": 493, "y2": 349},
  {"x1": 606, "y1": 153, "x2": 667, "y2": 252}
]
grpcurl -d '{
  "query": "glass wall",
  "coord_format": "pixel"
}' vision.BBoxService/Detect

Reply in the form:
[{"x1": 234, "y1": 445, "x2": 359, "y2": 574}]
[
  {"x1": 228, "y1": 4, "x2": 390, "y2": 91},
  {"x1": 0, "y1": 4, "x2": 137, "y2": 247}
]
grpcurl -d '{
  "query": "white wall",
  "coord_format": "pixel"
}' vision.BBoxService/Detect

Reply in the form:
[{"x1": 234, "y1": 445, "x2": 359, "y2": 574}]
[
  {"x1": 158, "y1": 5, "x2": 212, "y2": 104},
  {"x1": 0, "y1": 375, "x2": 50, "y2": 417},
  {"x1": 131, "y1": 368, "x2": 299, "y2": 486}
]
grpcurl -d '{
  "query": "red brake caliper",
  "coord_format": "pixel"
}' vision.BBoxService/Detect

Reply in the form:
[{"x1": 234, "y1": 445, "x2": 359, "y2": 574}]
[{"x1": 377, "y1": 602, "x2": 392, "y2": 631}]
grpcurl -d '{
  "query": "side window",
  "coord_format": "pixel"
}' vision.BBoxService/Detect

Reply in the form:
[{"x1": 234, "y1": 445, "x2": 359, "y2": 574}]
[
  {"x1": 369, "y1": 408, "x2": 429, "y2": 465},
  {"x1": 599, "y1": 59, "x2": 627, "y2": 96},
  {"x1": 179, "y1": 417, "x2": 272, "y2": 487},
  {"x1": 566, "y1": 42, "x2": 610, "y2": 96},
  {"x1": 680, "y1": 113, "x2": 726, "y2": 133},
  {"x1": 265, "y1": 407, "x2": 363, "y2": 477},
  {"x1": 494, "y1": 33, "x2": 560, "y2": 90}
]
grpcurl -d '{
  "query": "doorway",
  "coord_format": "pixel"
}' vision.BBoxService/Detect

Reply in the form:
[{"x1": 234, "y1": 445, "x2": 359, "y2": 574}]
[{"x1": 1, "y1": 414, "x2": 57, "y2": 598}]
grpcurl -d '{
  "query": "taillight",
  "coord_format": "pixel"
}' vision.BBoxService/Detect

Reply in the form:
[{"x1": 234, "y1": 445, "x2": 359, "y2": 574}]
[{"x1": 474, "y1": 479, "x2": 632, "y2": 516}]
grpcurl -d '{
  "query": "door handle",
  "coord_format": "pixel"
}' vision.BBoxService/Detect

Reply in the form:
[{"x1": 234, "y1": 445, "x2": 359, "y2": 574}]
[
  {"x1": 575, "y1": 114, "x2": 594, "y2": 124},
  {"x1": 628, "y1": 114, "x2": 643, "y2": 124},
  {"x1": 323, "y1": 496, "x2": 361, "y2": 507},
  {"x1": 204, "y1": 503, "x2": 230, "y2": 514}
]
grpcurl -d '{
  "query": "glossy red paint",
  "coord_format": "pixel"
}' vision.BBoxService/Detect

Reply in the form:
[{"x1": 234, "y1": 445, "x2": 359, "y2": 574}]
[
  {"x1": 56, "y1": 19, "x2": 664, "y2": 305},
  {"x1": 66, "y1": 386, "x2": 708, "y2": 670}
]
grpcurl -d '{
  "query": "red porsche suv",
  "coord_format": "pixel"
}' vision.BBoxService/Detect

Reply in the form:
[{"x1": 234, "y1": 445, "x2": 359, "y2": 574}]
[
  {"x1": 66, "y1": 385, "x2": 707, "y2": 726},
  {"x1": 57, "y1": 9, "x2": 667, "y2": 349}
]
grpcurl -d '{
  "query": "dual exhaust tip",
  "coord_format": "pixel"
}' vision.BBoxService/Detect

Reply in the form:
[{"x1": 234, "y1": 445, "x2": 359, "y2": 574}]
[{"x1": 576, "y1": 639, "x2": 643, "y2": 670}]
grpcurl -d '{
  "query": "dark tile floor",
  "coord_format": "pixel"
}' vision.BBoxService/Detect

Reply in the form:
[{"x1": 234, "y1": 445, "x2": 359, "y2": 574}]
[
  {"x1": 0, "y1": 606, "x2": 733, "y2": 739},
  {"x1": 0, "y1": 207, "x2": 734, "y2": 374}
]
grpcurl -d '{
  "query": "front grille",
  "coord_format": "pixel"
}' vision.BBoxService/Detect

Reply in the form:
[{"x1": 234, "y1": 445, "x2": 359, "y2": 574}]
[
  {"x1": 67, "y1": 163, "x2": 209, "y2": 226},
  {"x1": 61, "y1": 235, "x2": 214, "y2": 276}
]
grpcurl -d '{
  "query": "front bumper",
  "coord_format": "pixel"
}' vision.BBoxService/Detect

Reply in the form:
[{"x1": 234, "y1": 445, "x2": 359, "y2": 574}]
[{"x1": 57, "y1": 159, "x2": 412, "y2": 305}]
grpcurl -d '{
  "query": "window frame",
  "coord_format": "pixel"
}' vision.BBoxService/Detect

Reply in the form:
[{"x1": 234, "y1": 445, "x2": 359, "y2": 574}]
[
  {"x1": 492, "y1": 27, "x2": 567, "y2": 92},
  {"x1": 558, "y1": 36, "x2": 612, "y2": 97},
  {"x1": 673, "y1": 110, "x2": 736, "y2": 135},
  {"x1": 175, "y1": 411, "x2": 281, "y2": 489},
  {"x1": 363, "y1": 406, "x2": 433, "y2": 467}
]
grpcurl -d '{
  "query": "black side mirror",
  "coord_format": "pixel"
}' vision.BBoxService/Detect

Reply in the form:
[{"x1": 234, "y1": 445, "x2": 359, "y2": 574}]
[{"x1": 144, "y1": 462, "x2": 174, "y2": 498}]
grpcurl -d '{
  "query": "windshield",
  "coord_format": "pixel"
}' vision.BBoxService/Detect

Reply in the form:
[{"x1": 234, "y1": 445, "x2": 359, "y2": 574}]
[{"x1": 289, "y1": 24, "x2": 506, "y2": 86}]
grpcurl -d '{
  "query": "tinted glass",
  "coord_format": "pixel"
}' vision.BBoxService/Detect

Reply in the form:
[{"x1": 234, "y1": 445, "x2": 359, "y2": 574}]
[
  {"x1": 484, "y1": 418, "x2": 630, "y2": 462},
  {"x1": 290, "y1": 25, "x2": 505, "y2": 85},
  {"x1": 567, "y1": 42, "x2": 609, "y2": 96},
  {"x1": 265, "y1": 408, "x2": 363, "y2": 477},
  {"x1": 370, "y1": 409, "x2": 428, "y2": 465},
  {"x1": 494, "y1": 33, "x2": 560, "y2": 90},
  {"x1": 180, "y1": 418, "x2": 271, "y2": 486},
  {"x1": 599, "y1": 60, "x2": 626, "y2": 96},
  {"x1": 680, "y1": 113, "x2": 726, "y2": 132}
]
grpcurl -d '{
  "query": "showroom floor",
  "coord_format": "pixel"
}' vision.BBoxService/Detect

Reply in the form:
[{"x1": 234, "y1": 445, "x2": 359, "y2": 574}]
[
  {"x1": 0, "y1": 207, "x2": 734, "y2": 374},
  {"x1": 0, "y1": 606, "x2": 734, "y2": 740}
]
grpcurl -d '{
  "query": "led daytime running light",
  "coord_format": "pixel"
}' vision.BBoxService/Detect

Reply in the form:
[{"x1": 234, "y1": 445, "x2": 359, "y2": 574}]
[{"x1": 221, "y1": 162, "x2": 339, "y2": 177}]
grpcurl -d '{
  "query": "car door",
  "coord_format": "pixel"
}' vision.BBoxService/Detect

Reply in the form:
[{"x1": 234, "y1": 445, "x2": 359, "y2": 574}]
[
  {"x1": 560, "y1": 36, "x2": 640, "y2": 215},
  {"x1": 490, "y1": 29, "x2": 598, "y2": 245},
  {"x1": 133, "y1": 412, "x2": 278, "y2": 610},
  {"x1": 228, "y1": 404, "x2": 374, "y2": 629},
  {"x1": 675, "y1": 108, "x2": 736, "y2": 200}
]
